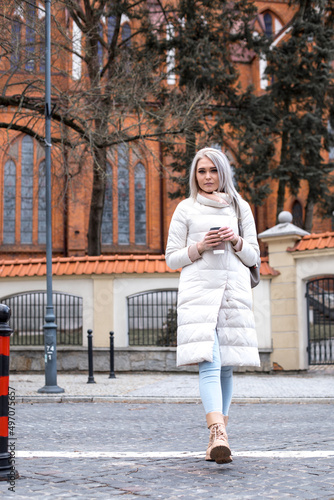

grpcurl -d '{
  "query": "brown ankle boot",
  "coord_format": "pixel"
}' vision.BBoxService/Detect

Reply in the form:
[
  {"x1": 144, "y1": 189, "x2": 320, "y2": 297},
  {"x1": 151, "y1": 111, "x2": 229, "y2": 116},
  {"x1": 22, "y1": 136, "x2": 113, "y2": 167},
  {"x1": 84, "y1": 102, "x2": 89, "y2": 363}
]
[
  {"x1": 216, "y1": 415, "x2": 233, "y2": 464},
  {"x1": 205, "y1": 431, "x2": 215, "y2": 461},
  {"x1": 205, "y1": 415, "x2": 232, "y2": 462},
  {"x1": 215, "y1": 416, "x2": 233, "y2": 464},
  {"x1": 205, "y1": 412, "x2": 231, "y2": 464}
]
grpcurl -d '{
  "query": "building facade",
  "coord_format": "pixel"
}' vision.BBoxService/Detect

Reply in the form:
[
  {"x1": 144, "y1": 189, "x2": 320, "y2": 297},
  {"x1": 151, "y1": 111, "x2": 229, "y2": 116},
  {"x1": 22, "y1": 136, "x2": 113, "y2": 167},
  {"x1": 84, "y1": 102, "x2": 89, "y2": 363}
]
[{"x1": 1, "y1": 0, "x2": 333, "y2": 261}]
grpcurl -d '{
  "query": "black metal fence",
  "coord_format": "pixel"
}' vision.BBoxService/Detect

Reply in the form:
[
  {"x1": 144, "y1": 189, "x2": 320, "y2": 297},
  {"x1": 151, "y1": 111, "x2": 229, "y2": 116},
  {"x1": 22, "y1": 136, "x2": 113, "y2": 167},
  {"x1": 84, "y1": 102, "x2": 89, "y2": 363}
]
[
  {"x1": 306, "y1": 277, "x2": 334, "y2": 365},
  {"x1": 1, "y1": 291, "x2": 83, "y2": 345},
  {"x1": 128, "y1": 289, "x2": 178, "y2": 346}
]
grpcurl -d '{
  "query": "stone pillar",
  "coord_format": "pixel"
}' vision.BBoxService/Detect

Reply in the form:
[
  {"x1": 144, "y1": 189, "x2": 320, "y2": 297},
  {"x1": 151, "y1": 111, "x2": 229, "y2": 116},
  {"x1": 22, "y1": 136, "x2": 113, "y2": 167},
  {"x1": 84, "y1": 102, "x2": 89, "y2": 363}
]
[
  {"x1": 258, "y1": 212, "x2": 309, "y2": 370},
  {"x1": 93, "y1": 277, "x2": 114, "y2": 348}
]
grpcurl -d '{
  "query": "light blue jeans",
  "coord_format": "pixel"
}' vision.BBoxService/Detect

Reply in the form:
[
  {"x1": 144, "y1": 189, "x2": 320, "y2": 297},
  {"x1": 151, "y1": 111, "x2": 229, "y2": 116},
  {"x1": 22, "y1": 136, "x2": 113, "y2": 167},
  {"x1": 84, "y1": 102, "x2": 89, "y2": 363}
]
[{"x1": 198, "y1": 333, "x2": 233, "y2": 416}]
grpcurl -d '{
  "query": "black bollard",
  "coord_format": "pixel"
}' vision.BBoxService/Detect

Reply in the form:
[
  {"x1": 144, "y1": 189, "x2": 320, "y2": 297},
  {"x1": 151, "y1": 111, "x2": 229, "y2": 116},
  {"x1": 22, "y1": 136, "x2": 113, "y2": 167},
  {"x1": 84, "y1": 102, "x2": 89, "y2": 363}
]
[
  {"x1": 108, "y1": 331, "x2": 116, "y2": 379},
  {"x1": 0, "y1": 304, "x2": 18, "y2": 481},
  {"x1": 87, "y1": 329, "x2": 95, "y2": 384}
]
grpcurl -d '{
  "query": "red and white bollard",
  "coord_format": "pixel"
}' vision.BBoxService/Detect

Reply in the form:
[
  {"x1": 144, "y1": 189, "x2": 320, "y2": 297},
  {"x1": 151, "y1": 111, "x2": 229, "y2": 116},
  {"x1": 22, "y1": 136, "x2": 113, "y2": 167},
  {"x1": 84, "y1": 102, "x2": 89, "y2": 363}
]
[{"x1": 0, "y1": 304, "x2": 17, "y2": 481}]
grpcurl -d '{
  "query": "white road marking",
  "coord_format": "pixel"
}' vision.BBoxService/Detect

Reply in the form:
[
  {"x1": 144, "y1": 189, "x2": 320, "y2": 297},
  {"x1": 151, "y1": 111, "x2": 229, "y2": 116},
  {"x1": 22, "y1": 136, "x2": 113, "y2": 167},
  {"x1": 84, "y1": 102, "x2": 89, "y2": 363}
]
[{"x1": 17, "y1": 450, "x2": 334, "y2": 459}]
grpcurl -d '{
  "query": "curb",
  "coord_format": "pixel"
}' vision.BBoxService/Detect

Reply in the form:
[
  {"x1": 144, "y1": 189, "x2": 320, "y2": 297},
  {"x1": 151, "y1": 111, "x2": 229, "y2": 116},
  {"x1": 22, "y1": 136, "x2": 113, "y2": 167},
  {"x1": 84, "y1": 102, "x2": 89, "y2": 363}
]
[{"x1": 15, "y1": 396, "x2": 334, "y2": 404}]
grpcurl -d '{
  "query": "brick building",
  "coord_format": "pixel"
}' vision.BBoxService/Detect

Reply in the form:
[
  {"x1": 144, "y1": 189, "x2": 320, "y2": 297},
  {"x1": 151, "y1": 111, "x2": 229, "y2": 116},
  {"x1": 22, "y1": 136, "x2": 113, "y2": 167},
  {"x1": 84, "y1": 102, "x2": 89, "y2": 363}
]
[{"x1": 0, "y1": 0, "x2": 333, "y2": 261}]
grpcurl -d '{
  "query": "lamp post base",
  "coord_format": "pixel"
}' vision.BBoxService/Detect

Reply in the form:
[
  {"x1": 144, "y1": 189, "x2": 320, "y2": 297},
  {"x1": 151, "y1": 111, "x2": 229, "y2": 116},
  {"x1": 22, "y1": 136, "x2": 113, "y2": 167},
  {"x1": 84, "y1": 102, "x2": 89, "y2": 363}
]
[
  {"x1": 37, "y1": 385, "x2": 64, "y2": 394},
  {"x1": 0, "y1": 452, "x2": 19, "y2": 481},
  {"x1": 0, "y1": 472, "x2": 19, "y2": 481},
  {"x1": 0, "y1": 471, "x2": 19, "y2": 481}
]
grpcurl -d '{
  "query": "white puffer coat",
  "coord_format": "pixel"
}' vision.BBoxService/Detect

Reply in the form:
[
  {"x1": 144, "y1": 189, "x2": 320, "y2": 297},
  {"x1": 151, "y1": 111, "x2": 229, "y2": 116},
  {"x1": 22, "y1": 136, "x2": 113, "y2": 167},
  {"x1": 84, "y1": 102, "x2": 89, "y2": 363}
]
[{"x1": 165, "y1": 193, "x2": 260, "y2": 367}]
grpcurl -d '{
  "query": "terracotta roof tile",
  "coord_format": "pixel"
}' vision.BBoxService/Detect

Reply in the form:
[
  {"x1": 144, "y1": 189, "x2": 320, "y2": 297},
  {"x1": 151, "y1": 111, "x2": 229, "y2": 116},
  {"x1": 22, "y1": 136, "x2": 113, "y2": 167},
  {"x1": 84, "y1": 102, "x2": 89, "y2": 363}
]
[
  {"x1": 0, "y1": 255, "x2": 179, "y2": 278},
  {"x1": 0, "y1": 254, "x2": 276, "y2": 279},
  {"x1": 260, "y1": 257, "x2": 280, "y2": 277},
  {"x1": 288, "y1": 232, "x2": 334, "y2": 252}
]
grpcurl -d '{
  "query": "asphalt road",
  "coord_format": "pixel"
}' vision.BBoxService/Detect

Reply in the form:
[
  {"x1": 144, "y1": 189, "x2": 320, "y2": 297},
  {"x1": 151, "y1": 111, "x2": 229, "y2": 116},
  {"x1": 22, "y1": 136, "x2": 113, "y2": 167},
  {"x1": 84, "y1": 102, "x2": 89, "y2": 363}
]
[{"x1": 2, "y1": 402, "x2": 334, "y2": 499}]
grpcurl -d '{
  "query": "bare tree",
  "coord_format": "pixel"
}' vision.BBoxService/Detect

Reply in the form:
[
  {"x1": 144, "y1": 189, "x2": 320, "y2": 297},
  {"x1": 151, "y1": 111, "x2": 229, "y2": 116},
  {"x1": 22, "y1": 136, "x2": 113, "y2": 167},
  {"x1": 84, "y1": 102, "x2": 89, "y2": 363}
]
[{"x1": 0, "y1": 0, "x2": 207, "y2": 255}]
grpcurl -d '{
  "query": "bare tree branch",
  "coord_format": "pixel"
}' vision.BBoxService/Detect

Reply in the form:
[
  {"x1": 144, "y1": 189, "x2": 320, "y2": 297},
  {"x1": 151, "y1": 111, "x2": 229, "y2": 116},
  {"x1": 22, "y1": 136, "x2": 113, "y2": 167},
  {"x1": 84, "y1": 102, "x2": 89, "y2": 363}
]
[{"x1": 0, "y1": 121, "x2": 68, "y2": 145}]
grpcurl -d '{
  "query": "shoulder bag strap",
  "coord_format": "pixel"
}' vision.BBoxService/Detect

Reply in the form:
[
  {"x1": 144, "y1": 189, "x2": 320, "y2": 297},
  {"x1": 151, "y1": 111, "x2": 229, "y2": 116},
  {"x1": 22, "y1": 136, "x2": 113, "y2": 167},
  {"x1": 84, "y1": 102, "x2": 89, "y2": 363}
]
[{"x1": 236, "y1": 201, "x2": 243, "y2": 238}]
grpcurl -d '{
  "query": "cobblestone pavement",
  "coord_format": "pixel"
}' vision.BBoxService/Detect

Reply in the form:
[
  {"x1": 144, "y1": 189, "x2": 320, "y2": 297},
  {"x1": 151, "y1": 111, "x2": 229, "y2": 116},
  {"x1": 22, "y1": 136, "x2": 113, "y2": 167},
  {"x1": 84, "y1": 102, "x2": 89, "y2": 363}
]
[
  {"x1": 2, "y1": 402, "x2": 334, "y2": 499},
  {"x1": 9, "y1": 369, "x2": 334, "y2": 403}
]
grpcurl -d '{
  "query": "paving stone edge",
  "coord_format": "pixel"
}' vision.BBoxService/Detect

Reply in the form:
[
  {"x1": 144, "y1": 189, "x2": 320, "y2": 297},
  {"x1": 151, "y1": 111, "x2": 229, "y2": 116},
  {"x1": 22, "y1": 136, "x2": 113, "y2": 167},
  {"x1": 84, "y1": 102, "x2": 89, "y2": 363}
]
[{"x1": 15, "y1": 396, "x2": 334, "y2": 404}]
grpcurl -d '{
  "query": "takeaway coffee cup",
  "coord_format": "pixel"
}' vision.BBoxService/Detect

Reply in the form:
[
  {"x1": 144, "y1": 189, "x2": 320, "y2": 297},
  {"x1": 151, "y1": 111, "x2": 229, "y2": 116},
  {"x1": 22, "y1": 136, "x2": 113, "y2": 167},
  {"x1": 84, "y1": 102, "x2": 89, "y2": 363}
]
[{"x1": 210, "y1": 227, "x2": 225, "y2": 254}]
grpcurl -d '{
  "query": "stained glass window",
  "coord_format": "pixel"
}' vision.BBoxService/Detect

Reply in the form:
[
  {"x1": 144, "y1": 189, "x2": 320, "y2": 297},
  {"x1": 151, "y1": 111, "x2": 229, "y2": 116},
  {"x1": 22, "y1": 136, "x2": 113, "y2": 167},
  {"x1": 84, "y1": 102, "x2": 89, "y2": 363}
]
[
  {"x1": 328, "y1": 121, "x2": 334, "y2": 160},
  {"x1": 134, "y1": 163, "x2": 146, "y2": 245},
  {"x1": 3, "y1": 160, "x2": 16, "y2": 244},
  {"x1": 101, "y1": 163, "x2": 113, "y2": 244},
  {"x1": 38, "y1": 160, "x2": 46, "y2": 244},
  {"x1": 98, "y1": 23, "x2": 103, "y2": 68},
  {"x1": 263, "y1": 13, "x2": 273, "y2": 37},
  {"x1": 122, "y1": 23, "x2": 131, "y2": 46},
  {"x1": 20, "y1": 136, "x2": 34, "y2": 244},
  {"x1": 117, "y1": 144, "x2": 129, "y2": 245},
  {"x1": 39, "y1": 19, "x2": 46, "y2": 73},
  {"x1": 108, "y1": 16, "x2": 116, "y2": 44},
  {"x1": 101, "y1": 145, "x2": 147, "y2": 248},
  {"x1": 292, "y1": 200, "x2": 303, "y2": 228},
  {"x1": 11, "y1": 19, "x2": 21, "y2": 68},
  {"x1": 2, "y1": 136, "x2": 47, "y2": 247},
  {"x1": 25, "y1": 0, "x2": 36, "y2": 71}
]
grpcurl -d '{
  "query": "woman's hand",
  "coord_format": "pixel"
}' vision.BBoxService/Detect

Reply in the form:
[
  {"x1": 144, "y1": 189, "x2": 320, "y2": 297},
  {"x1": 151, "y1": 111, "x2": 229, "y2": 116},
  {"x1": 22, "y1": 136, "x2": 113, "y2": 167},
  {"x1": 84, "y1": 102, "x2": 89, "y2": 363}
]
[
  {"x1": 218, "y1": 226, "x2": 239, "y2": 246},
  {"x1": 197, "y1": 229, "x2": 223, "y2": 255}
]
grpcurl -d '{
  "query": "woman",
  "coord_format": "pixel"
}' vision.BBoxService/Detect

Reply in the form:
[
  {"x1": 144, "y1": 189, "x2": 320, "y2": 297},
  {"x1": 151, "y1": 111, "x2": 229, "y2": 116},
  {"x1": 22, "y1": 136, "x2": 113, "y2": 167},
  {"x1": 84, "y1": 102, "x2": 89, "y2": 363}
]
[{"x1": 165, "y1": 147, "x2": 260, "y2": 464}]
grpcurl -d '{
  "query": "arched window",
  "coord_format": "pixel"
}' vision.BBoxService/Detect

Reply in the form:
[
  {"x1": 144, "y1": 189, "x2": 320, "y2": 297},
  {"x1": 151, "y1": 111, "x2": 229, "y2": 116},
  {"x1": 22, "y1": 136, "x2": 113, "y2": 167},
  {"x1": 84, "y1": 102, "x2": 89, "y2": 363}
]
[
  {"x1": 101, "y1": 163, "x2": 113, "y2": 245},
  {"x1": 1, "y1": 135, "x2": 46, "y2": 247},
  {"x1": 11, "y1": 1, "x2": 43, "y2": 72},
  {"x1": 122, "y1": 23, "x2": 131, "y2": 47},
  {"x1": 134, "y1": 163, "x2": 146, "y2": 245},
  {"x1": 117, "y1": 144, "x2": 130, "y2": 245},
  {"x1": 3, "y1": 160, "x2": 16, "y2": 244},
  {"x1": 263, "y1": 12, "x2": 273, "y2": 37},
  {"x1": 20, "y1": 136, "x2": 34, "y2": 244},
  {"x1": 25, "y1": 0, "x2": 36, "y2": 71},
  {"x1": 292, "y1": 200, "x2": 303, "y2": 228},
  {"x1": 38, "y1": 160, "x2": 46, "y2": 244},
  {"x1": 260, "y1": 11, "x2": 283, "y2": 38},
  {"x1": 101, "y1": 145, "x2": 147, "y2": 249}
]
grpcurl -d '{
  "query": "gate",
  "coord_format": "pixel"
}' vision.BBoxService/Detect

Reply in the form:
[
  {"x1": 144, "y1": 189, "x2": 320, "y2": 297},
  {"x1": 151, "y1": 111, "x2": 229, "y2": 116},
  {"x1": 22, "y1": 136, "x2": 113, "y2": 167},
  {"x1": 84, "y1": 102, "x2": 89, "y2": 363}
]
[
  {"x1": 306, "y1": 277, "x2": 334, "y2": 365},
  {"x1": 127, "y1": 289, "x2": 178, "y2": 346},
  {"x1": 1, "y1": 291, "x2": 83, "y2": 346}
]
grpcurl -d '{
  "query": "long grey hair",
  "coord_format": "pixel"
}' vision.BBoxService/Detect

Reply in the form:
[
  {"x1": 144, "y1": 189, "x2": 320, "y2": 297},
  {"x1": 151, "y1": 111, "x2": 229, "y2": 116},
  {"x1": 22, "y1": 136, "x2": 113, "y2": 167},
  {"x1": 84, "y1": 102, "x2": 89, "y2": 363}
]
[{"x1": 189, "y1": 147, "x2": 241, "y2": 216}]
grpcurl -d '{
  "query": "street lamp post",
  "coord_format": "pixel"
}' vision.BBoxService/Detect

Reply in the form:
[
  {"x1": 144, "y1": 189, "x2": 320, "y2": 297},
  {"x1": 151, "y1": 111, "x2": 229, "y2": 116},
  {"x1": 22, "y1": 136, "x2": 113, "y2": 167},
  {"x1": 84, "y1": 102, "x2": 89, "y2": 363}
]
[{"x1": 38, "y1": 0, "x2": 64, "y2": 394}]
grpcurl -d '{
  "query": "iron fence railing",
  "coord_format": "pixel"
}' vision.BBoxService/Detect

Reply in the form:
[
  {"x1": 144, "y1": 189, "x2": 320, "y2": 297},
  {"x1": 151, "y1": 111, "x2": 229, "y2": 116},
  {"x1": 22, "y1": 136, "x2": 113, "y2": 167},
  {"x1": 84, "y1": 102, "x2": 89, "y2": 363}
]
[
  {"x1": 128, "y1": 289, "x2": 178, "y2": 346},
  {"x1": 306, "y1": 277, "x2": 334, "y2": 365},
  {"x1": 1, "y1": 291, "x2": 83, "y2": 346}
]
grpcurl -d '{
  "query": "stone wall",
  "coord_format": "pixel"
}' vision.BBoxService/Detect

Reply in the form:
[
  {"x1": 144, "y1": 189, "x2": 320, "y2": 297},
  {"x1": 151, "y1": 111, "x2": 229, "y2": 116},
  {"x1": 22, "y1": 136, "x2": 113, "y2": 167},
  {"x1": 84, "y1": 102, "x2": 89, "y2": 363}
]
[{"x1": 9, "y1": 346, "x2": 272, "y2": 373}]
